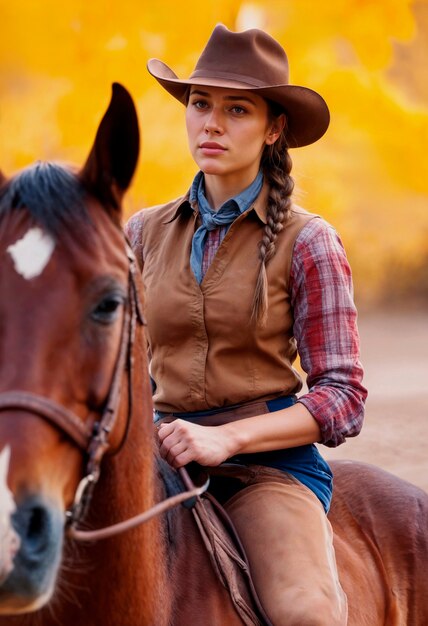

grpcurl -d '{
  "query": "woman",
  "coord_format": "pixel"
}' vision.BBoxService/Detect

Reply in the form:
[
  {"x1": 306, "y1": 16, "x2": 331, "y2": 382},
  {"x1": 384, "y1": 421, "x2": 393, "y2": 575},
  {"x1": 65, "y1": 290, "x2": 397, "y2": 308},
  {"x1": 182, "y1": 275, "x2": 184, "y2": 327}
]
[{"x1": 126, "y1": 24, "x2": 366, "y2": 626}]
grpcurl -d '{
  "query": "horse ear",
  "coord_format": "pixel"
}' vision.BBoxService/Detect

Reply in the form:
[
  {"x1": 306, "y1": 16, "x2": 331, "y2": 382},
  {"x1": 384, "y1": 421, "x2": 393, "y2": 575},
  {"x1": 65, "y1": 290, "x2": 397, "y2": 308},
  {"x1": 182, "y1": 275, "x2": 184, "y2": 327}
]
[{"x1": 80, "y1": 83, "x2": 140, "y2": 219}]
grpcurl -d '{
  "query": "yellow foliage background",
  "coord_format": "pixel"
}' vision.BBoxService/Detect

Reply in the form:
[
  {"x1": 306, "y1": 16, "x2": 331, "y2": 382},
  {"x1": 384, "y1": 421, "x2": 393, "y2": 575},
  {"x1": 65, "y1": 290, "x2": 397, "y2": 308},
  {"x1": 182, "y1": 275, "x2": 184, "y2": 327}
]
[{"x1": 1, "y1": 0, "x2": 427, "y2": 307}]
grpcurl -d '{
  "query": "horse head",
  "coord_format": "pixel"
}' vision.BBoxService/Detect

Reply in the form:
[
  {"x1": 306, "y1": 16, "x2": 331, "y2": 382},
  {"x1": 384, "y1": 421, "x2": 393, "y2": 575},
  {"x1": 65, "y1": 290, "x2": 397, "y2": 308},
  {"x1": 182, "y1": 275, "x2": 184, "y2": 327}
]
[{"x1": 0, "y1": 84, "x2": 142, "y2": 614}]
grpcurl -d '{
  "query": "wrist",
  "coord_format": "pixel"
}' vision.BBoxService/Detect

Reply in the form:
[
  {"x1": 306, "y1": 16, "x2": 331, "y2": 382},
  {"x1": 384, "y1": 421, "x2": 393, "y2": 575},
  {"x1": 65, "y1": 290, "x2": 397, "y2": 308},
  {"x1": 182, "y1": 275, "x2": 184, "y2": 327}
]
[{"x1": 220, "y1": 421, "x2": 250, "y2": 458}]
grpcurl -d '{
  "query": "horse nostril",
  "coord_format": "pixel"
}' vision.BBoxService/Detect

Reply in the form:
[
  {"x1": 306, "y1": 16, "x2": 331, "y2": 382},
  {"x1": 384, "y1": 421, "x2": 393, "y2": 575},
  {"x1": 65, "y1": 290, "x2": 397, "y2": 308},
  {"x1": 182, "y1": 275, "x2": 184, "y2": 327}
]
[
  {"x1": 26, "y1": 507, "x2": 46, "y2": 542},
  {"x1": 3, "y1": 497, "x2": 64, "y2": 603},
  {"x1": 14, "y1": 499, "x2": 59, "y2": 561}
]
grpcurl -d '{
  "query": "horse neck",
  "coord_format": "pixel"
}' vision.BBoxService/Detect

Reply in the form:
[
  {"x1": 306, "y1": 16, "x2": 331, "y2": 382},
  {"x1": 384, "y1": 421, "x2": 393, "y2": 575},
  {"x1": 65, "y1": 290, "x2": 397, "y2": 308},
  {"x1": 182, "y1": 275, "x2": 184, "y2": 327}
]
[{"x1": 67, "y1": 332, "x2": 172, "y2": 626}]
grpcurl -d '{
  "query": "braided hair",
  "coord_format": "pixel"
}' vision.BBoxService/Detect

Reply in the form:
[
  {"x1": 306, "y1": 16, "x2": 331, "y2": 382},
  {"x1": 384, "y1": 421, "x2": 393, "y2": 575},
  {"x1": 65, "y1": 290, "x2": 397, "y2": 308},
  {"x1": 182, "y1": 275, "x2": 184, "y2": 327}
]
[{"x1": 251, "y1": 102, "x2": 294, "y2": 325}]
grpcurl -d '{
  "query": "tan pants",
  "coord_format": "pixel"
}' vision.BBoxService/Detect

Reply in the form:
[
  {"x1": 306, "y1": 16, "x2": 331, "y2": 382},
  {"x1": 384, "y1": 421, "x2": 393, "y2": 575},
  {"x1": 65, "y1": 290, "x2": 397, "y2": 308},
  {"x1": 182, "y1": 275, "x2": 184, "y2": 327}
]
[{"x1": 224, "y1": 470, "x2": 348, "y2": 626}]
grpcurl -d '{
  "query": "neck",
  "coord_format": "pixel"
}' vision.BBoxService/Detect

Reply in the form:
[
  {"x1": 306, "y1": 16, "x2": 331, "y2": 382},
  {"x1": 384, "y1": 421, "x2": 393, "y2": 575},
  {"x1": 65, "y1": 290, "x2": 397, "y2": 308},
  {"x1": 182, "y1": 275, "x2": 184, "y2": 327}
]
[
  {"x1": 73, "y1": 337, "x2": 170, "y2": 626},
  {"x1": 204, "y1": 167, "x2": 260, "y2": 211}
]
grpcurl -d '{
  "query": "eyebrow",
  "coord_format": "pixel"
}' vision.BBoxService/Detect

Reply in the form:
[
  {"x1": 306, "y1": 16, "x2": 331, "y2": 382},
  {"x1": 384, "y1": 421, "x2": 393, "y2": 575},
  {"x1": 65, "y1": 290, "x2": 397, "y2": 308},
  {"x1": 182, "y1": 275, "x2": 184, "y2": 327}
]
[{"x1": 189, "y1": 89, "x2": 257, "y2": 105}]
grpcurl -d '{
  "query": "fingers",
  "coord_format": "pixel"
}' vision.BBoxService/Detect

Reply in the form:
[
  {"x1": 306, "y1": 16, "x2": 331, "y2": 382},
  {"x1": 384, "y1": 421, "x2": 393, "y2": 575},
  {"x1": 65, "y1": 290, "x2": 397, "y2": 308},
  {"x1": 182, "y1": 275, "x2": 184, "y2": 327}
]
[
  {"x1": 157, "y1": 420, "x2": 229, "y2": 468},
  {"x1": 160, "y1": 439, "x2": 187, "y2": 468},
  {"x1": 158, "y1": 420, "x2": 193, "y2": 468}
]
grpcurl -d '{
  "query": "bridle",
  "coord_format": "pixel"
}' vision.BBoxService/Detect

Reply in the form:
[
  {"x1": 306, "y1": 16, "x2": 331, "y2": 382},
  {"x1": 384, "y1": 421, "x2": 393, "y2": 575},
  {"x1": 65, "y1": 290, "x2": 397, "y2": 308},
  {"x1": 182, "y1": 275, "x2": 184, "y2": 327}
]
[{"x1": 0, "y1": 242, "x2": 208, "y2": 542}]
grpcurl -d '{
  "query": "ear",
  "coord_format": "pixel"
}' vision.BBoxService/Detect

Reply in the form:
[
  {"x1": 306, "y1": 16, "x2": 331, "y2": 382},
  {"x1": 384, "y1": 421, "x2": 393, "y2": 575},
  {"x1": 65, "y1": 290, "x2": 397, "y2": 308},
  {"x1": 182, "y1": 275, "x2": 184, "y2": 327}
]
[
  {"x1": 0, "y1": 171, "x2": 7, "y2": 188},
  {"x1": 80, "y1": 83, "x2": 140, "y2": 221},
  {"x1": 265, "y1": 113, "x2": 286, "y2": 146}
]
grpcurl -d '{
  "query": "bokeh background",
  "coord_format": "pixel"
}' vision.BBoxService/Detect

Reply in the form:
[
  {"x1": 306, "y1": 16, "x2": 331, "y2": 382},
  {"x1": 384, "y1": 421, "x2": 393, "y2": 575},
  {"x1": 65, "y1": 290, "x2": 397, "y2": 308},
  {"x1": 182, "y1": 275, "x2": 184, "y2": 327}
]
[{"x1": 1, "y1": 1, "x2": 427, "y2": 486}]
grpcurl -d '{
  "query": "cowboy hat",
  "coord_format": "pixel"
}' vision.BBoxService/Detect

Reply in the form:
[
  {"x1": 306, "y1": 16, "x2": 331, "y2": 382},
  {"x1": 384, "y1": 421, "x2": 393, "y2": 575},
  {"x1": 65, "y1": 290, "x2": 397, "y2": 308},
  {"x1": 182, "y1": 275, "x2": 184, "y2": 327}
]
[{"x1": 147, "y1": 24, "x2": 330, "y2": 148}]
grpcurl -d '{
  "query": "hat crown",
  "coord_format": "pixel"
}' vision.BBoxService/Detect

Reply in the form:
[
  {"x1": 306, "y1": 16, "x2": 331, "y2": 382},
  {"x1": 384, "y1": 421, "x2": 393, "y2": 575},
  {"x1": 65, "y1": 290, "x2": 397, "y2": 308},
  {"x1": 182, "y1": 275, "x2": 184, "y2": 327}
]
[{"x1": 191, "y1": 25, "x2": 290, "y2": 88}]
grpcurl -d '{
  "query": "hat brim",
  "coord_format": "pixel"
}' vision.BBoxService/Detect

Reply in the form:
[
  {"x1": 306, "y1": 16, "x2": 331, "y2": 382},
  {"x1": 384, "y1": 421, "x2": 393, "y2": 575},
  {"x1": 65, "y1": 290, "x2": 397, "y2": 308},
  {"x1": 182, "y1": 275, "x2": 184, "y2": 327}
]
[{"x1": 147, "y1": 58, "x2": 330, "y2": 148}]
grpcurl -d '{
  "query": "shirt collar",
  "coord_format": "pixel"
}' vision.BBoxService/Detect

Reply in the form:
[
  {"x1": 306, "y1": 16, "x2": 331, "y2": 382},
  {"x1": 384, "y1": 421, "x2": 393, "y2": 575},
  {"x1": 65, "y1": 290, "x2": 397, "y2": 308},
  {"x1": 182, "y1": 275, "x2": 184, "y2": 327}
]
[
  {"x1": 190, "y1": 170, "x2": 263, "y2": 216},
  {"x1": 251, "y1": 181, "x2": 270, "y2": 224},
  {"x1": 164, "y1": 173, "x2": 270, "y2": 224}
]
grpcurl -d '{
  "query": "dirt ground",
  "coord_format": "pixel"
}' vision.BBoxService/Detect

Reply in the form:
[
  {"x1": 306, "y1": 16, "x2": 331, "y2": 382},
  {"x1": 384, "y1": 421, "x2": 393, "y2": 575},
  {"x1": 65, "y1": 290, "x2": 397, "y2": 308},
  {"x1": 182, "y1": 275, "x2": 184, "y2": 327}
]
[{"x1": 322, "y1": 309, "x2": 428, "y2": 493}]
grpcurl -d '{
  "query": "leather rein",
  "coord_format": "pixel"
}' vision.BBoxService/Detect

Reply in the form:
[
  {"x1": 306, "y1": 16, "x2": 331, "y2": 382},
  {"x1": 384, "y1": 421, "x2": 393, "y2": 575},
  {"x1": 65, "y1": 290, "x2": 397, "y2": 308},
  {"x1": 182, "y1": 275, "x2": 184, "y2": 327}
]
[{"x1": 0, "y1": 243, "x2": 208, "y2": 542}]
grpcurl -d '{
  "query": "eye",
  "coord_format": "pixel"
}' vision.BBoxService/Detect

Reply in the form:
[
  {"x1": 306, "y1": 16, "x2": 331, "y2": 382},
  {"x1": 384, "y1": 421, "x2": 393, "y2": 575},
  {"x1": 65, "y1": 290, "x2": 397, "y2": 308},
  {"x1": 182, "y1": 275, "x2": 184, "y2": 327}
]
[
  {"x1": 230, "y1": 105, "x2": 246, "y2": 115},
  {"x1": 191, "y1": 99, "x2": 209, "y2": 110},
  {"x1": 91, "y1": 295, "x2": 125, "y2": 324}
]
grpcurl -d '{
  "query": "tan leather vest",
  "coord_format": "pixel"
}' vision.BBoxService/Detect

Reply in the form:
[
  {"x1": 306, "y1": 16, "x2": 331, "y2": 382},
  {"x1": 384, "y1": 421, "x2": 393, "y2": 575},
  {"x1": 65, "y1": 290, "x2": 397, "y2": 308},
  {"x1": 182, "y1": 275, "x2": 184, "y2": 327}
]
[{"x1": 140, "y1": 184, "x2": 317, "y2": 413}]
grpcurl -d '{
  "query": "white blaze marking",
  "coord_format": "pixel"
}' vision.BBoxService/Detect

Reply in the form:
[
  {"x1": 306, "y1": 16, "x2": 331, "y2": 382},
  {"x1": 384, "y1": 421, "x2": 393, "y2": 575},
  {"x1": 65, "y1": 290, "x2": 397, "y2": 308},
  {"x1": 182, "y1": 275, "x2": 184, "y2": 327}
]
[
  {"x1": 0, "y1": 446, "x2": 20, "y2": 584},
  {"x1": 7, "y1": 227, "x2": 55, "y2": 280},
  {"x1": 0, "y1": 447, "x2": 14, "y2": 518}
]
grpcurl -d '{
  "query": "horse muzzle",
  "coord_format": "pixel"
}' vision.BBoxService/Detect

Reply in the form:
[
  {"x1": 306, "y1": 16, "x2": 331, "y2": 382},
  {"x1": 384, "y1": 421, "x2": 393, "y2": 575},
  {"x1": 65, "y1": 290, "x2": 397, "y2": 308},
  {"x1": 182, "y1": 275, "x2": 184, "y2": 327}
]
[{"x1": 0, "y1": 495, "x2": 63, "y2": 614}]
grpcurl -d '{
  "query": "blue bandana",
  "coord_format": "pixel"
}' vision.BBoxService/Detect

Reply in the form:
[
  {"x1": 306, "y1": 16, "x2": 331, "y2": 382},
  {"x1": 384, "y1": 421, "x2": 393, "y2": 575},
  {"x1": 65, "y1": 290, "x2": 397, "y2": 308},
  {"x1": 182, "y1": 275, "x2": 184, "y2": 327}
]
[{"x1": 189, "y1": 171, "x2": 263, "y2": 283}]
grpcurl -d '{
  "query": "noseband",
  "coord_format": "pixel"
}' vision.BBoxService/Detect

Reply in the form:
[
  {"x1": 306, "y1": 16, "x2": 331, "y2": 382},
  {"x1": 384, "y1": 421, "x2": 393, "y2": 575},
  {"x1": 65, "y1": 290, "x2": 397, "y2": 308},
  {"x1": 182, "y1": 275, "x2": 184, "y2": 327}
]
[{"x1": 0, "y1": 243, "x2": 208, "y2": 541}]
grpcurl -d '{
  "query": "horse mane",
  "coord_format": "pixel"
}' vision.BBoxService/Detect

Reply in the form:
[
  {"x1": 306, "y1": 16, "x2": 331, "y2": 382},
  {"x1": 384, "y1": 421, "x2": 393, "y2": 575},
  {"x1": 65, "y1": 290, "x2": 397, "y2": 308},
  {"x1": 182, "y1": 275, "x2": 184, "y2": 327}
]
[
  {"x1": 0, "y1": 162, "x2": 93, "y2": 237},
  {"x1": 157, "y1": 457, "x2": 183, "y2": 499}
]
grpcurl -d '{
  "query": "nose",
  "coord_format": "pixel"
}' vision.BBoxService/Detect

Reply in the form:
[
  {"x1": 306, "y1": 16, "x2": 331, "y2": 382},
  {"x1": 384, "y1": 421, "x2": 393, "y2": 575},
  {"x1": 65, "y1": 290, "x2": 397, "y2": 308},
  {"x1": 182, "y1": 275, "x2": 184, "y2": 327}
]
[
  {"x1": 14, "y1": 498, "x2": 58, "y2": 563},
  {"x1": 0, "y1": 495, "x2": 63, "y2": 607},
  {"x1": 204, "y1": 109, "x2": 223, "y2": 135}
]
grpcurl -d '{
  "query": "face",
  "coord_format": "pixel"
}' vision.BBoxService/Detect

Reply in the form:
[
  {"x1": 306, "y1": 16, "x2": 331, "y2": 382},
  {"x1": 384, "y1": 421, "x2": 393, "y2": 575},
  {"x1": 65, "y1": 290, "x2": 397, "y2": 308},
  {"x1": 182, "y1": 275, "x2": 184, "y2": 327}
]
[{"x1": 185, "y1": 86, "x2": 284, "y2": 186}]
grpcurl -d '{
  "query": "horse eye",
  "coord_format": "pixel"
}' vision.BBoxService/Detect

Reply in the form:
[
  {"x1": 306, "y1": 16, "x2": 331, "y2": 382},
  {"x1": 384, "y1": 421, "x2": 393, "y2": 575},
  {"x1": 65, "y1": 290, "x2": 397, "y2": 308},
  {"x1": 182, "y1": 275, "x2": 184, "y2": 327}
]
[{"x1": 91, "y1": 296, "x2": 124, "y2": 324}]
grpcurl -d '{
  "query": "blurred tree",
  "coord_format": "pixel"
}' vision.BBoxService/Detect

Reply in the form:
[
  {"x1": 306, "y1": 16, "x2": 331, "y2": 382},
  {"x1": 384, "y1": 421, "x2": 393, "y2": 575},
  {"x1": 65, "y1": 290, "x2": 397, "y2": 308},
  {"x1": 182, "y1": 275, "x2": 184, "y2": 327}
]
[{"x1": 0, "y1": 0, "x2": 426, "y2": 306}]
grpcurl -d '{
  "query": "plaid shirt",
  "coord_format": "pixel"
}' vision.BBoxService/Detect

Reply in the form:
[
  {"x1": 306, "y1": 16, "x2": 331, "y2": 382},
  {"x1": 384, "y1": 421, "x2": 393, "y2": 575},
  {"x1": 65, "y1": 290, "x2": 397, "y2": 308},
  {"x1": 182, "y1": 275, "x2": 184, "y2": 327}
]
[
  {"x1": 202, "y1": 226, "x2": 226, "y2": 279},
  {"x1": 201, "y1": 218, "x2": 366, "y2": 447}
]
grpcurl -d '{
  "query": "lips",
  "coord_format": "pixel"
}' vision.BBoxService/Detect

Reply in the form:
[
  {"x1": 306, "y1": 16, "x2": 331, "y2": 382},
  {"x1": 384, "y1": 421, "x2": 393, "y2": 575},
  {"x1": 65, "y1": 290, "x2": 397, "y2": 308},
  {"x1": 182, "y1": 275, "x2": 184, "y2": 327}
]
[{"x1": 199, "y1": 141, "x2": 227, "y2": 155}]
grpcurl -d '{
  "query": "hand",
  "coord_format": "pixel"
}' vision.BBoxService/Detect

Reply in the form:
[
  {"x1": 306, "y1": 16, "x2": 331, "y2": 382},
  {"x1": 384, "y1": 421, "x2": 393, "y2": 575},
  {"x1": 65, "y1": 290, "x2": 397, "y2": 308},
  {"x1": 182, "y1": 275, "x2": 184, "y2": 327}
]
[{"x1": 157, "y1": 419, "x2": 233, "y2": 469}]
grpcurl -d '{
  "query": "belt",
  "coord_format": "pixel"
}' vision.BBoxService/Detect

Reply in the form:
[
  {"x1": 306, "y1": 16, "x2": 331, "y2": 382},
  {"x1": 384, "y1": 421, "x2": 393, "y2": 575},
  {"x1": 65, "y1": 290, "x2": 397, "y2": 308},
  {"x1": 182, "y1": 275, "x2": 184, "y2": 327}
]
[{"x1": 155, "y1": 396, "x2": 296, "y2": 427}]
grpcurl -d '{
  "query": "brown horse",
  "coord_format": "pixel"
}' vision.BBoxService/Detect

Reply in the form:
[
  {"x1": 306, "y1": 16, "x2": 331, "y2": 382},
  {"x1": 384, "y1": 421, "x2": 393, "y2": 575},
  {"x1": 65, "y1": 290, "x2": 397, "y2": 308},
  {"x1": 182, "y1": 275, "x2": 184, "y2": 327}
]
[{"x1": 0, "y1": 84, "x2": 427, "y2": 626}]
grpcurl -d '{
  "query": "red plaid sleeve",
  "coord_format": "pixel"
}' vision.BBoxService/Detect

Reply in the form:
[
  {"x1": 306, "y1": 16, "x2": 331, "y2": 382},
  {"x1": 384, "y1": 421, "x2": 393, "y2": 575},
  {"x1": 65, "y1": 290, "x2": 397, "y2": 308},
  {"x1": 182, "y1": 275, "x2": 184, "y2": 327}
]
[{"x1": 290, "y1": 218, "x2": 367, "y2": 447}]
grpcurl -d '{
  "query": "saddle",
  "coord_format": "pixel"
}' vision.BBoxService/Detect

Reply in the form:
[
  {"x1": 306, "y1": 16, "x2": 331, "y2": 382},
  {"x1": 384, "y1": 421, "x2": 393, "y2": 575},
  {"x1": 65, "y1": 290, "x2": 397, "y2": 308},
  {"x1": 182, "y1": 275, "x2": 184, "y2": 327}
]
[
  {"x1": 156, "y1": 403, "x2": 284, "y2": 625},
  {"x1": 180, "y1": 463, "x2": 274, "y2": 626}
]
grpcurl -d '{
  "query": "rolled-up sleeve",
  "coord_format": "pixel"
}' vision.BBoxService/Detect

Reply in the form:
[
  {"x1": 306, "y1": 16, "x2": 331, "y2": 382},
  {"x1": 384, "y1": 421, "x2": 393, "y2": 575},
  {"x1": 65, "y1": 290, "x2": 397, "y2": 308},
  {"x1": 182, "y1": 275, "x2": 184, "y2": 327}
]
[{"x1": 290, "y1": 218, "x2": 367, "y2": 447}]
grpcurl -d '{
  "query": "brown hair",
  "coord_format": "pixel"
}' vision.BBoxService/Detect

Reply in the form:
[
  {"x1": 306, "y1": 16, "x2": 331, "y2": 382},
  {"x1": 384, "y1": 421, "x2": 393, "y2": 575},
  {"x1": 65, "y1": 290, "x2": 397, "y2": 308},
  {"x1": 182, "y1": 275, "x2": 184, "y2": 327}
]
[{"x1": 251, "y1": 103, "x2": 294, "y2": 325}]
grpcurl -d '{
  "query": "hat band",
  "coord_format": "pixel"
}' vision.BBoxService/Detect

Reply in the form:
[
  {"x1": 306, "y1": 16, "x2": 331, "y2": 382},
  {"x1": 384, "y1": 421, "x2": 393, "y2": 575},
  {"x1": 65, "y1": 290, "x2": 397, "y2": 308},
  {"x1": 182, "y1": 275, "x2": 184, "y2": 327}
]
[{"x1": 190, "y1": 68, "x2": 287, "y2": 89}]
